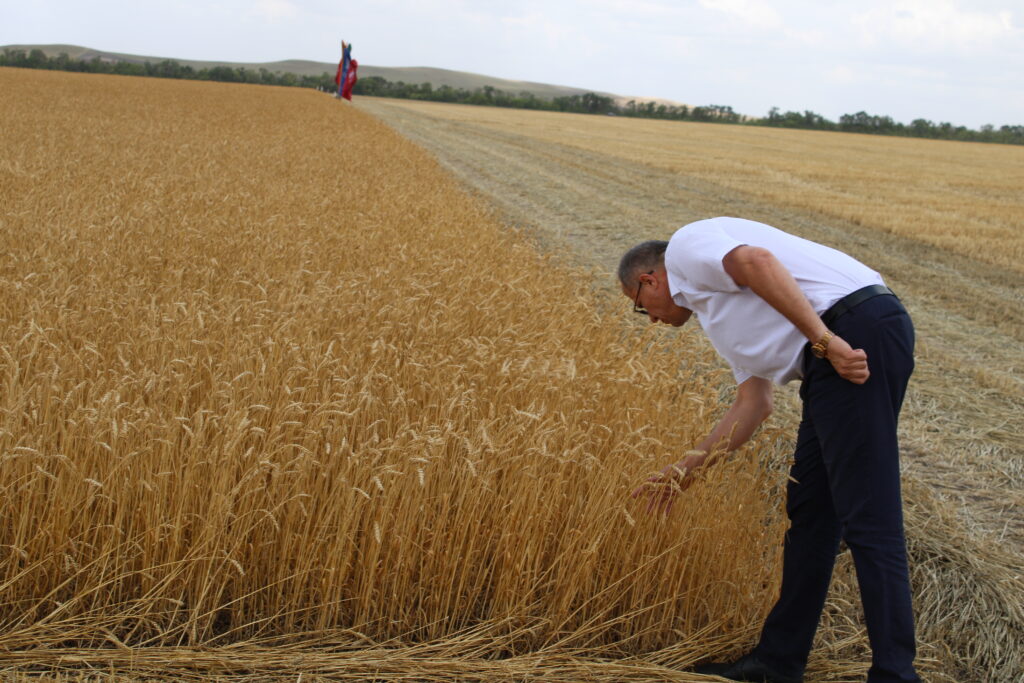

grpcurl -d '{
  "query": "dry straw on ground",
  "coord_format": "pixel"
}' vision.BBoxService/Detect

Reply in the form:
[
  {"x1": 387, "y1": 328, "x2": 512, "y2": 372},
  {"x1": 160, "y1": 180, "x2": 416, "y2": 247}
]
[{"x1": 1, "y1": 69, "x2": 1021, "y2": 682}]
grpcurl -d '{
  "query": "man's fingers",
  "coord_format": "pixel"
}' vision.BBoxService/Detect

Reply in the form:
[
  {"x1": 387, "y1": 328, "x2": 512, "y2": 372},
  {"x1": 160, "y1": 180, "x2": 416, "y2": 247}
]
[
  {"x1": 630, "y1": 482, "x2": 653, "y2": 498},
  {"x1": 632, "y1": 473, "x2": 688, "y2": 512},
  {"x1": 830, "y1": 345, "x2": 871, "y2": 384},
  {"x1": 646, "y1": 488, "x2": 676, "y2": 514},
  {"x1": 631, "y1": 483, "x2": 655, "y2": 498},
  {"x1": 841, "y1": 364, "x2": 870, "y2": 384},
  {"x1": 630, "y1": 460, "x2": 703, "y2": 512},
  {"x1": 631, "y1": 472, "x2": 666, "y2": 498}
]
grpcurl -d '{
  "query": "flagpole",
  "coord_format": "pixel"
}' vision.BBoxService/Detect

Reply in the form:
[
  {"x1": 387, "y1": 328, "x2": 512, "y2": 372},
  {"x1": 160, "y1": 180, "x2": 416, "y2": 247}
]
[{"x1": 342, "y1": 41, "x2": 350, "y2": 98}]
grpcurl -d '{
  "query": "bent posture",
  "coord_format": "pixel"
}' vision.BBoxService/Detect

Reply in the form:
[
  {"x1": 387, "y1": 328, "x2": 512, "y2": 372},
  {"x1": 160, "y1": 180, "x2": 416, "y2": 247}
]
[{"x1": 621, "y1": 217, "x2": 919, "y2": 683}]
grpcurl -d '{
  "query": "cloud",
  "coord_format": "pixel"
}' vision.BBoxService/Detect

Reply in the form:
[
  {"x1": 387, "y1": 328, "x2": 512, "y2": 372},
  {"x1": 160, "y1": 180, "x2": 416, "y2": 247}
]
[
  {"x1": 697, "y1": 0, "x2": 782, "y2": 30},
  {"x1": 586, "y1": 0, "x2": 687, "y2": 20},
  {"x1": 253, "y1": 0, "x2": 299, "y2": 21},
  {"x1": 854, "y1": 0, "x2": 1017, "y2": 53},
  {"x1": 500, "y1": 11, "x2": 587, "y2": 49}
]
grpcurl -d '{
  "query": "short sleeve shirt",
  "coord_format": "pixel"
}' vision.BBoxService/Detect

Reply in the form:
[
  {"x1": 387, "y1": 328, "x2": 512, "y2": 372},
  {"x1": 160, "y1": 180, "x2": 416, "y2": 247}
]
[{"x1": 665, "y1": 217, "x2": 885, "y2": 385}]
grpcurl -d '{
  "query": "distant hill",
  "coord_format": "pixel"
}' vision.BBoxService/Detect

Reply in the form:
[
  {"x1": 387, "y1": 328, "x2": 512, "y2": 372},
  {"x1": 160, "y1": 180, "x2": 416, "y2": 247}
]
[{"x1": 2, "y1": 44, "x2": 631, "y2": 102}]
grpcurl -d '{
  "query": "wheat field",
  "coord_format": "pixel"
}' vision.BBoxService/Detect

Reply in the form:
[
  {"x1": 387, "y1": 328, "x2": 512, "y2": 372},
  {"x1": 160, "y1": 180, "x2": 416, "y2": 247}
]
[
  {"x1": 2, "y1": 68, "x2": 1022, "y2": 681},
  {"x1": 0, "y1": 68, "x2": 799, "y2": 679}
]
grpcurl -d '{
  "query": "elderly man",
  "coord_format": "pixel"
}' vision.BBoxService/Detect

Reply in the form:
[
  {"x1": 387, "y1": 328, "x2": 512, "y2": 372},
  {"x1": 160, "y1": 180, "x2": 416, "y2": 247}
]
[{"x1": 622, "y1": 217, "x2": 919, "y2": 683}]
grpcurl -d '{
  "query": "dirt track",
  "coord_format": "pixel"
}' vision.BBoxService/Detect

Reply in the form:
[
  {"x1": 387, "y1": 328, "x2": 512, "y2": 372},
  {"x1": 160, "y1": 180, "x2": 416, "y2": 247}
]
[{"x1": 359, "y1": 98, "x2": 1023, "y2": 552}]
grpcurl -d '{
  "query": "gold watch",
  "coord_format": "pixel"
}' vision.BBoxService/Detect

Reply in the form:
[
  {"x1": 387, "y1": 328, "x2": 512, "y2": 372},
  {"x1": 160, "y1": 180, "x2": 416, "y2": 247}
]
[{"x1": 811, "y1": 330, "x2": 834, "y2": 359}]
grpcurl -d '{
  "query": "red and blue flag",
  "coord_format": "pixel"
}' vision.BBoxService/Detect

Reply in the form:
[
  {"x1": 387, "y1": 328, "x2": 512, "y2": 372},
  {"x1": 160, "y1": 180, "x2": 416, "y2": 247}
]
[
  {"x1": 342, "y1": 57, "x2": 358, "y2": 100},
  {"x1": 335, "y1": 42, "x2": 357, "y2": 100}
]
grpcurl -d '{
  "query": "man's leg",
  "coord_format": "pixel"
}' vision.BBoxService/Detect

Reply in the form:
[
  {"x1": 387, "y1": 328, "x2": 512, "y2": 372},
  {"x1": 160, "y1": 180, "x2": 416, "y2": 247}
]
[
  {"x1": 753, "y1": 401, "x2": 843, "y2": 680},
  {"x1": 806, "y1": 296, "x2": 919, "y2": 683}
]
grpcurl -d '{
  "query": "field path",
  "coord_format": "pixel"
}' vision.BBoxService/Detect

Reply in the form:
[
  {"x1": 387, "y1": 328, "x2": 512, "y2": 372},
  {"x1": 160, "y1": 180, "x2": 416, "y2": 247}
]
[{"x1": 359, "y1": 98, "x2": 1024, "y2": 552}]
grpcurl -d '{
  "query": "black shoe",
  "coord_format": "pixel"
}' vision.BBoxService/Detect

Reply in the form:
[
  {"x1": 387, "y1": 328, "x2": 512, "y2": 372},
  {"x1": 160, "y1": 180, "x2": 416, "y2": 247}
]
[{"x1": 694, "y1": 652, "x2": 802, "y2": 683}]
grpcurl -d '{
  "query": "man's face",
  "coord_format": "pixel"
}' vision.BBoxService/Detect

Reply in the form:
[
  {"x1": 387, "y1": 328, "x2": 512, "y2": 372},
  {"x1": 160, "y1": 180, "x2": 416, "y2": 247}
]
[{"x1": 624, "y1": 268, "x2": 692, "y2": 327}]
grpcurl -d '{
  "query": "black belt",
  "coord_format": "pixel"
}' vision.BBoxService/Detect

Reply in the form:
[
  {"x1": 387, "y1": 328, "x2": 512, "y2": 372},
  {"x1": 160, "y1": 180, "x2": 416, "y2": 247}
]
[{"x1": 821, "y1": 284, "x2": 897, "y2": 329}]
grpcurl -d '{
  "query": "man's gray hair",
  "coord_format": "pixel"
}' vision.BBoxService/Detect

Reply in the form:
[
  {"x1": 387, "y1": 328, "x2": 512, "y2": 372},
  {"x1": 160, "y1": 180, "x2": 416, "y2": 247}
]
[{"x1": 618, "y1": 240, "x2": 669, "y2": 287}]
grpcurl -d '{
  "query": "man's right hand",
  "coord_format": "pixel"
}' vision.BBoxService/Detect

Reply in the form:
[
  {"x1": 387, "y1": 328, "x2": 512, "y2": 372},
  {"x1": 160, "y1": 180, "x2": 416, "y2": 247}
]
[
  {"x1": 631, "y1": 452, "x2": 707, "y2": 514},
  {"x1": 827, "y1": 334, "x2": 870, "y2": 384}
]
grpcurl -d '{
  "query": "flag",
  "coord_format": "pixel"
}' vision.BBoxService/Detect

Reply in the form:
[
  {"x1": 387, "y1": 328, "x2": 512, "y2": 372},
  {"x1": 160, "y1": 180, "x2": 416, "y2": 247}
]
[
  {"x1": 341, "y1": 59, "x2": 358, "y2": 100},
  {"x1": 335, "y1": 41, "x2": 352, "y2": 98}
]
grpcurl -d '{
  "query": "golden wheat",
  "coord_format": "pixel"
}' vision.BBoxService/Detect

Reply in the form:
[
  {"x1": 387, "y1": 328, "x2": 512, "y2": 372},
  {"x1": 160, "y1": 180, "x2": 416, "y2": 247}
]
[{"x1": 0, "y1": 67, "x2": 792, "y2": 676}]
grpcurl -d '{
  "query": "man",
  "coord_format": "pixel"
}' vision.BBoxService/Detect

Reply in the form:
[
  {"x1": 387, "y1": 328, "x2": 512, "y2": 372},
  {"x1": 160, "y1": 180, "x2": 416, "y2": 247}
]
[{"x1": 621, "y1": 217, "x2": 919, "y2": 683}]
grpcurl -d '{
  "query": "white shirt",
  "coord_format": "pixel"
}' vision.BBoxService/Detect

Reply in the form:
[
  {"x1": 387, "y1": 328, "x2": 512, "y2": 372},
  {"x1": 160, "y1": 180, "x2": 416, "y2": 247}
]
[{"x1": 665, "y1": 217, "x2": 884, "y2": 385}]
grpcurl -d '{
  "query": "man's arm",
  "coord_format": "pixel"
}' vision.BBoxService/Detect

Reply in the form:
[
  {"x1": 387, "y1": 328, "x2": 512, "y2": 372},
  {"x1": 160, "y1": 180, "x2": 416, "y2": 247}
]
[
  {"x1": 632, "y1": 376, "x2": 772, "y2": 510},
  {"x1": 722, "y1": 245, "x2": 869, "y2": 384},
  {"x1": 695, "y1": 375, "x2": 773, "y2": 457}
]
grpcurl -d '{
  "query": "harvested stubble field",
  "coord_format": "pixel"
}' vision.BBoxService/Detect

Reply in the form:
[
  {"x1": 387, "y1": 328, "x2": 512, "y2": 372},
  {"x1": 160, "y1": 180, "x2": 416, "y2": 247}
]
[{"x1": 0, "y1": 68, "x2": 1019, "y2": 682}]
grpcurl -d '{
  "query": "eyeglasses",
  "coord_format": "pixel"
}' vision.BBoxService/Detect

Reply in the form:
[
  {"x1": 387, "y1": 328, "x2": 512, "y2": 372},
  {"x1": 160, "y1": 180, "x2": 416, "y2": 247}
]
[{"x1": 633, "y1": 271, "x2": 654, "y2": 315}]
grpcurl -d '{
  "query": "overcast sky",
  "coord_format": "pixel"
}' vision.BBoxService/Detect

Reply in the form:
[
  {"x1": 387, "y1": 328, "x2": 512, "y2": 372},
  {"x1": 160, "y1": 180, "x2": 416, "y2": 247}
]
[{"x1": 5, "y1": 0, "x2": 1023, "y2": 129}]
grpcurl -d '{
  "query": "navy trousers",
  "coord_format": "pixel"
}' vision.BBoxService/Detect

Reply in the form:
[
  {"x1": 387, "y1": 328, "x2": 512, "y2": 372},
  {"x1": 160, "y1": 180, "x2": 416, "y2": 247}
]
[{"x1": 753, "y1": 294, "x2": 920, "y2": 682}]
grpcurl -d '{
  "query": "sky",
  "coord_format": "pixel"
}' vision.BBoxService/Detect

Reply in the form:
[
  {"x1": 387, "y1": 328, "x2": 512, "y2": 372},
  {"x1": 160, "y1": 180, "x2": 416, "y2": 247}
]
[{"x1": 4, "y1": 0, "x2": 1023, "y2": 129}]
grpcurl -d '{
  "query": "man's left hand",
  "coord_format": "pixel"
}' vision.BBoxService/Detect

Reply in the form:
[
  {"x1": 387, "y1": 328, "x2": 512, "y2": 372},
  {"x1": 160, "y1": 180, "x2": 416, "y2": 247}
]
[{"x1": 827, "y1": 334, "x2": 870, "y2": 384}]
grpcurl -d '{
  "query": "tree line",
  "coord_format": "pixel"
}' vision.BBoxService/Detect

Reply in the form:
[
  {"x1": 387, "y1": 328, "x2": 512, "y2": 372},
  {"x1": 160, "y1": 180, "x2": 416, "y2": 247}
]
[
  {"x1": 760, "y1": 107, "x2": 1023, "y2": 144},
  {"x1": 353, "y1": 76, "x2": 747, "y2": 123},
  {"x1": 0, "y1": 48, "x2": 336, "y2": 90},
  {"x1": 353, "y1": 76, "x2": 1022, "y2": 144},
  {"x1": 4, "y1": 48, "x2": 1020, "y2": 146}
]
